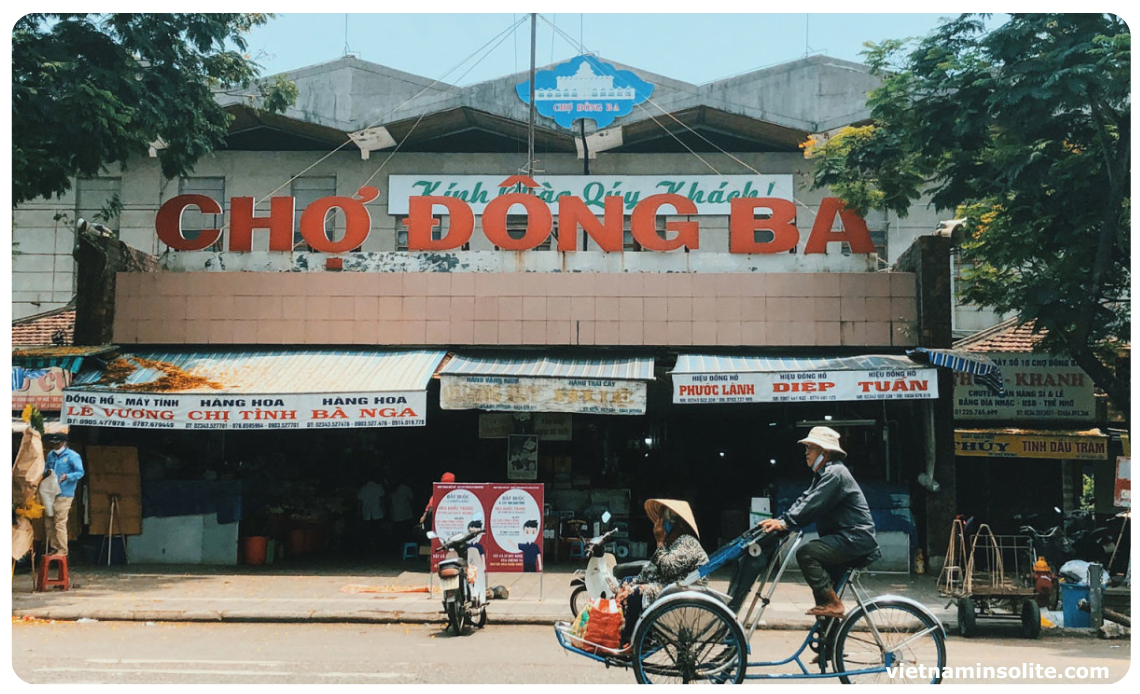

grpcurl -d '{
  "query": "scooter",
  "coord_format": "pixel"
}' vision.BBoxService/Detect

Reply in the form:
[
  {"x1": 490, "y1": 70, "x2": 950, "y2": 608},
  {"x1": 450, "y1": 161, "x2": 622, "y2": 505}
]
[
  {"x1": 569, "y1": 512, "x2": 649, "y2": 617},
  {"x1": 427, "y1": 527, "x2": 488, "y2": 634}
]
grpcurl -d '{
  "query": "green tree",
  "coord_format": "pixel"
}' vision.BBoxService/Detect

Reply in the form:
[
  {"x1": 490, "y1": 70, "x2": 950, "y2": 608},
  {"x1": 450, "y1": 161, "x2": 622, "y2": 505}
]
[
  {"x1": 12, "y1": 13, "x2": 297, "y2": 205},
  {"x1": 805, "y1": 14, "x2": 1130, "y2": 420}
]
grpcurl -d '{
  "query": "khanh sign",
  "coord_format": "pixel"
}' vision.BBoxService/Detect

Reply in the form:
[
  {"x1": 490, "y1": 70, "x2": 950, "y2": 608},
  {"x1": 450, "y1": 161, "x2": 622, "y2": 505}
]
[
  {"x1": 12, "y1": 366, "x2": 72, "y2": 411},
  {"x1": 672, "y1": 368, "x2": 939, "y2": 404},
  {"x1": 954, "y1": 353, "x2": 1095, "y2": 422},
  {"x1": 954, "y1": 430, "x2": 1108, "y2": 461},
  {"x1": 386, "y1": 175, "x2": 794, "y2": 215},
  {"x1": 154, "y1": 177, "x2": 875, "y2": 256},
  {"x1": 430, "y1": 483, "x2": 545, "y2": 573},
  {"x1": 61, "y1": 391, "x2": 429, "y2": 430},
  {"x1": 440, "y1": 374, "x2": 647, "y2": 415}
]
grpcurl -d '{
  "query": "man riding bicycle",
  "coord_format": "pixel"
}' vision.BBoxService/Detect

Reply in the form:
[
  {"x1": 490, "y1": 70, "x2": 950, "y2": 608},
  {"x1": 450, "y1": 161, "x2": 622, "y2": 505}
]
[{"x1": 759, "y1": 426, "x2": 878, "y2": 619}]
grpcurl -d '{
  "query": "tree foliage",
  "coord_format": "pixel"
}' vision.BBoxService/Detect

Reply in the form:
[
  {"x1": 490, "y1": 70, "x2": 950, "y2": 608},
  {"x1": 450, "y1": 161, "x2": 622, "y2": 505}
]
[
  {"x1": 805, "y1": 14, "x2": 1130, "y2": 418},
  {"x1": 12, "y1": 13, "x2": 298, "y2": 205}
]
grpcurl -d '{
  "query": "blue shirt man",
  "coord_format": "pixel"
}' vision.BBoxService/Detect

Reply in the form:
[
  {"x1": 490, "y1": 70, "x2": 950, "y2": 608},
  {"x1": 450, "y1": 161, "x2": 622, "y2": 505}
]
[{"x1": 44, "y1": 434, "x2": 84, "y2": 555}]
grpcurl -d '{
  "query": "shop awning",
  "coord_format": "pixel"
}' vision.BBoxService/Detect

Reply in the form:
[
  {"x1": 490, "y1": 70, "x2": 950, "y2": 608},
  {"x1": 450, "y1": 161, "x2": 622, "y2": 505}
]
[
  {"x1": 907, "y1": 347, "x2": 1005, "y2": 397},
  {"x1": 438, "y1": 354, "x2": 655, "y2": 415},
  {"x1": 670, "y1": 354, "x2": 939, "y2": 404},
  {"x1": 63, "y1": 349, "x2": 447, "y2": 430},
  {"x1": 12, "y1": 345, "x2": 118, "y2": 372},
  {"x1": 955, "y1": 428, "x2": 1108, "y2": 461}
]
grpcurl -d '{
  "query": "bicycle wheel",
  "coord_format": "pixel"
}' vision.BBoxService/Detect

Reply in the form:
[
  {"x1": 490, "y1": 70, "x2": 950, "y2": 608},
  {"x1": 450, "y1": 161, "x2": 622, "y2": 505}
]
[
  {"x1": 632, "y1": 595, "x2": 747, "y2": 684},
  {"x1": 833, "y1": 599, "x2": 945, "y2": 684}
]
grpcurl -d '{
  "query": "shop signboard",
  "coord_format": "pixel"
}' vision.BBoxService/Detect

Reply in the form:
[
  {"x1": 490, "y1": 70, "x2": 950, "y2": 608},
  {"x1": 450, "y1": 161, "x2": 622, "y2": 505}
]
[
  {"x1": 478, "y1": 413, "x2": 515, "y2": 439},
  {"x1": 430, "y1": 482, "x2": 545, "y2": 573},
  {"x1": 954, "y1": 430, "x2": 1108, "y2": 461},
  {"x1": 672, "y1": 368, "x2": 939, "y2": 404},
  {"x1": 12, "y1": 366, "x2": 72, "y2": 411},
  {"x1": 515, "y1": 55, "x2": 654, "y2": 129},
  {"x1": 1115, "y1": 456, "x2": 1130, "y2": 508},
  {"x1": 387, "y1": 174, "x2": 794, "y2": 216},
  {"x1": 61, "y1": 390, "x2": 429, "y2": 429},
  {"x1": 440, "y1": 374, "x2": 647, "y2": 415},
  {"x1": 953, "y1": 352, "x2": 1095, "y2": 421},
  {"x1": 534, "y1": 413, "x2": 573, "y2": 441}
]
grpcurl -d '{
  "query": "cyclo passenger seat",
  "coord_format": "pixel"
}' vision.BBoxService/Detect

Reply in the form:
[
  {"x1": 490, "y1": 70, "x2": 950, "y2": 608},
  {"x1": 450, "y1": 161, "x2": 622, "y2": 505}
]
[{"x1": 844, "y1": 547, "x2": 882, "y2": 571}]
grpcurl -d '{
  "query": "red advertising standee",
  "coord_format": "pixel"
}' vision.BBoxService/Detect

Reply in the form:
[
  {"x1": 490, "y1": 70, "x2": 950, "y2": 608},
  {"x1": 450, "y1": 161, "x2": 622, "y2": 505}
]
[{"x1": 430, "y1": 483, "x2": 545, "y2": 573}]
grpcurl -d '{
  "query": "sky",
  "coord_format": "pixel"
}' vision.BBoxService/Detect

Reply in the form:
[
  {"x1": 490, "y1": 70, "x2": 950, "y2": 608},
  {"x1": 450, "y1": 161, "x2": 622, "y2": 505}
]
[{"x1": 242, "y1": 11, "x2": 989, "y2": 86}]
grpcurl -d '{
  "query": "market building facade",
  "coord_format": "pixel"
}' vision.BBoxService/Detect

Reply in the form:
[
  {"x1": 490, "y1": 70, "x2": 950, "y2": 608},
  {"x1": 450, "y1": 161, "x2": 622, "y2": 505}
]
[{"x1": 15, "y1": 55, "x2": 973, "y2": 569}]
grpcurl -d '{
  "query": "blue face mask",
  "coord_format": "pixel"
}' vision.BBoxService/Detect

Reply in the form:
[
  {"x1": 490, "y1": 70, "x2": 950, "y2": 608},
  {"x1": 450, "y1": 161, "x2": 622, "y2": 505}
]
[{"x1": 663, "y1": 519, "x2": 675, "y2": 535}]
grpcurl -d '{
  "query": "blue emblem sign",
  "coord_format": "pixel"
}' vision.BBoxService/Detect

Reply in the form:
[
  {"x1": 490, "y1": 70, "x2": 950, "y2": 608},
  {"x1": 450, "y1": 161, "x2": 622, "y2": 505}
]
[{"x1": 516, "y1": 55, "x2": 654, "y2": 129}]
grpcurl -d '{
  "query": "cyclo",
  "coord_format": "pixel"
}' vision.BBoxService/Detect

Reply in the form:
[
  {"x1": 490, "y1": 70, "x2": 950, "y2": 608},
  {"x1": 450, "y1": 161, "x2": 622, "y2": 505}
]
[{"x1": 555, "y1": 524, "x2": 947, "y2": 684}]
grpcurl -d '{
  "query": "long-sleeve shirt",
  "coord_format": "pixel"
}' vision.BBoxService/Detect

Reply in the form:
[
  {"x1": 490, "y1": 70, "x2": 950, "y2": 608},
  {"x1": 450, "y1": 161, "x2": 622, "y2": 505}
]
[
  {"x1": 45, "y1": 446, "x2": 85, "y2": 498},
  {"x1": 781, "y1": 460, "x2": 878, "y2": 556},
  {"x1": 634, "y1": 534, "x2": 709, "y2": 603}
]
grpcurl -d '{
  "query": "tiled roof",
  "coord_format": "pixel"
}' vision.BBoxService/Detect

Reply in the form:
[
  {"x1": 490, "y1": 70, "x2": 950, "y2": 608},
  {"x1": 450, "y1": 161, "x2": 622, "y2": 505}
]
[
  {"x1": 953, "y1": 318, "x2": 1044, "y2": 353},
  {"x1": 11, "y1": 306, "x2": 75, "y2": 347}
]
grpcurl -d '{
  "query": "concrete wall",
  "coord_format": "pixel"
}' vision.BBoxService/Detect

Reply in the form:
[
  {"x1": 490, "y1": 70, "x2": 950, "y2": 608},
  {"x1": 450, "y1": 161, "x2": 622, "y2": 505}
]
[{"x1": 112, "y1": 270, "x2": 918, "y2": 348}]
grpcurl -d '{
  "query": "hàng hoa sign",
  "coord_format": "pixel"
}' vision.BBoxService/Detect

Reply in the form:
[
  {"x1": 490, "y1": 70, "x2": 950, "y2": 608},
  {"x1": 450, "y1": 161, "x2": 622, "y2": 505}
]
[{"x1": 155, "y1": 176, "x2": 876, "y2": 255}]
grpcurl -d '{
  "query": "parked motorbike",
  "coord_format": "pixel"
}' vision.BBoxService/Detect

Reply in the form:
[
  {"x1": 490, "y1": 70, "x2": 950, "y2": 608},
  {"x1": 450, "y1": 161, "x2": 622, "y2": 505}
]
[
  {"x1": 427, "y1": 527, "x2": 488, "y2": 634},
  {"x1": 569, "y1": 512, "x2": 649, "y2": 617}
]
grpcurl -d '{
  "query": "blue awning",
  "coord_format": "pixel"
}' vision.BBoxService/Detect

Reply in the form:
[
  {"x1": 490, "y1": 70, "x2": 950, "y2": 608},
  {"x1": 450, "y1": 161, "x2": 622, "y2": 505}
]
[{"x1": 907, "y1": 348, "x2": 1005, "y2": 397}]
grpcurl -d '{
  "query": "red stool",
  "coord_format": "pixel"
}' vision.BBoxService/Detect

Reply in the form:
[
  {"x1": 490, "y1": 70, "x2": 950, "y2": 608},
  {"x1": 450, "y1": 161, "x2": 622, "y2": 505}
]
[{"x1": 36, "y1": 554, "x2": 70, "y2": 592}]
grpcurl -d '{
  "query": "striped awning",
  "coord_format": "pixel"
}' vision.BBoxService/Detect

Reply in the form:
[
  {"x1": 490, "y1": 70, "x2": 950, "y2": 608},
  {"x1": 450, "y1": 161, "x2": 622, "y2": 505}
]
[
  {"x1": 671, "y1": 354, "x2": 919, "y2": 374},
  {"x1": 441, "y1": 354, "x2": 655, "y2": 381},
  {"x1": 64, "y1": 349, "x2": 447, "y2": 430},
  {"x1": 907, "y1": 347, "x2": 1005, "y2": 397}
]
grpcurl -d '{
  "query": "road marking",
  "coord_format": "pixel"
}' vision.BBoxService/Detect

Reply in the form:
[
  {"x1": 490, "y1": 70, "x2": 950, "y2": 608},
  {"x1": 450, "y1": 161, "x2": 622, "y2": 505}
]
[{"x1": 86, "y1": 659, "x2": 285, "y2": 666}]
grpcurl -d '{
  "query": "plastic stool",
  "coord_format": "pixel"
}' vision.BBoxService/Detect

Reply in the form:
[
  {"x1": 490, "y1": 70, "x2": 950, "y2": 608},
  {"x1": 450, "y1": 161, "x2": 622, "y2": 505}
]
[
  {"x1": 36, "y1": 554, "x2": 70, "y2": 592},
  {"x1": 568, "y1": 541, "x2": 585, "y2": 559},
  {"x1": 401, "y1": 542, "x2": 419, "y2": 560}
]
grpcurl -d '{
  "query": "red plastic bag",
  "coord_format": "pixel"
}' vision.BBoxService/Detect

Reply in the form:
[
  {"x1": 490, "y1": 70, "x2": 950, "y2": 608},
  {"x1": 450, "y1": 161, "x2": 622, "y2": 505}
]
[{"x1": 575, "y1": 597, "x2": 623, "y2": 653}]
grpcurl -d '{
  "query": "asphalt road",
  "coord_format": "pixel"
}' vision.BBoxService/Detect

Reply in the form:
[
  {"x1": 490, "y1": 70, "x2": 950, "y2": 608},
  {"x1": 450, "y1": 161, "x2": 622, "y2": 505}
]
[{"x1": 11, "y1": 620, "x2": 1130, "y2": 685}]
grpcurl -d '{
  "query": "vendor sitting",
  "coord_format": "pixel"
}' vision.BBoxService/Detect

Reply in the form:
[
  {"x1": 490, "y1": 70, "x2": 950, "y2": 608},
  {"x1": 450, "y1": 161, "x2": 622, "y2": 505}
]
[{"x1": 618, "y1": 499, "x2": 708, "y2": 652}]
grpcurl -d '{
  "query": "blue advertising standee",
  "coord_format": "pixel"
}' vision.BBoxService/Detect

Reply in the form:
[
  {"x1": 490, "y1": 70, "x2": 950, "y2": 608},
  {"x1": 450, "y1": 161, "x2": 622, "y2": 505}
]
[{"x1": 516, "y1": 55, "x2": 654, "y2": 129}]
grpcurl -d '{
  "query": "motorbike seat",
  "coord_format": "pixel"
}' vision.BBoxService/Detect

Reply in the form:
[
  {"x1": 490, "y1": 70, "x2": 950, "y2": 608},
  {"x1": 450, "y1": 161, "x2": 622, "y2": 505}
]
[
  {"x1": 613, "y1": 560, "x2": 649, "y2": 580},
  {"x1": 440, "y1": 567, "x2": 461, "y2": 578}
]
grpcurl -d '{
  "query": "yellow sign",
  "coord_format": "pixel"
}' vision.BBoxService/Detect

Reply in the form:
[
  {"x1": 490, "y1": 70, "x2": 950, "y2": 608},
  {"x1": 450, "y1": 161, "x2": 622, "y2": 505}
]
[{"x1": 955, "y1": 430, "x2": 1108, "y2": 460}]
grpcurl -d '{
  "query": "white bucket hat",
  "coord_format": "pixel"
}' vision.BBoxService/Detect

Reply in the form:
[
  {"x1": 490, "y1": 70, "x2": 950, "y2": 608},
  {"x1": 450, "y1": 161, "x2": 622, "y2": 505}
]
[{"x1": 798, "y1": 426, "x2": 846, "y2": 458}]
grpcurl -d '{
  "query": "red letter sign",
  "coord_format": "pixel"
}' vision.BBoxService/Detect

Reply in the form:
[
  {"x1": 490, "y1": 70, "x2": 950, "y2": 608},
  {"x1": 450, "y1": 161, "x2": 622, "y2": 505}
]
[
  {"x1": 729, "y1": 198, "x2": 799, "y2": 253},
  {"x1": 482, "y1": 194, "x2": 553, "y2": 251},
  {"x1": 556, "y1": 196, "x2": 624, "y2": 252},
  {"x1": 403, "y1": 197, "x2": 474, "y2": 251},
  {"x1": 803, "y1": 198, "x2": 876, "y2": 254},
  {"x1": 300, "y1": 187, "x2": 379, "y2": 253},
  {"x1": 155, "y1": 195, "x2": 222, "y2": 250},
  {"x1": 630, "y1": 194, "x2": 699, "y2": 251},
  {"x1": 229, "y1": 197, "x2": 296, "y2": 252}
]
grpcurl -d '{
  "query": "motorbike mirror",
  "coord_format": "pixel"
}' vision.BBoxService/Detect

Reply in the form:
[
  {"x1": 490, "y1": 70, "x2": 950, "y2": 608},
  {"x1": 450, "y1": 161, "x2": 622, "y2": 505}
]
[
  {"x1": 601, "y1": 511, "x2": 611, "y2": 523},
  {"x1": 425, "y1": 531, "x2": 437, "y2": 540}
]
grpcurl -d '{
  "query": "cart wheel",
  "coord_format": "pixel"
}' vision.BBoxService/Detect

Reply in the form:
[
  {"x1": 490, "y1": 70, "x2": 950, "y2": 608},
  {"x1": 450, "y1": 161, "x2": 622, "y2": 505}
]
[
  {"x1": 957, "y1": 597, "x2": 977, "y2": 638},
  {"x1": 1020, "y1": 599, "x2": 1041, "y2": 639},
  {"x1": 570, "y1": 586, "x2": 588, "y2": 618},
  {"x1": 632, "y1": 595, "x2": 747, "y2": 684}
]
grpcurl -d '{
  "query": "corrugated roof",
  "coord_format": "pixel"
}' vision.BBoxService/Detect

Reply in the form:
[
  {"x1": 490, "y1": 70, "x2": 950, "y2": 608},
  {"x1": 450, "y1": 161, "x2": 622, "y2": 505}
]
[
  {"x1": 671, "y1": 354, "x2": 921, "y2": 374},
  {"x1": 11, "y1": 306, "x2": 75, "y2": 347},
  {"x1": 70, "y1": 349, "x2": 447, "y2": 394},
  {"x1": 954, "y1": 318, "x2": 1044, "y2": 353},
  {"x1": 440, "y1": 354, "x2": 655, "y2": 380},
  {"x1": 12, "y1": 345, "x2": 118, "y2": 372}
]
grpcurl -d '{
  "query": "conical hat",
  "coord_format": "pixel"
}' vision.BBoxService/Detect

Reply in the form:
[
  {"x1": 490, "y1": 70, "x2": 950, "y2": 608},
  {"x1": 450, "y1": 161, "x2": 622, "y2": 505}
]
[{"x1": 644, "y1": 499, "x2": 700, "y2": 540}]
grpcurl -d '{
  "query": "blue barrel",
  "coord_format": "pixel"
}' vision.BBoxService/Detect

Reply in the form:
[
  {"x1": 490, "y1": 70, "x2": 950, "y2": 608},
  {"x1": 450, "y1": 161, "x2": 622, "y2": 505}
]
[{"x1": 1061, "y1": 583, "x2": 1091, "y2": 628}]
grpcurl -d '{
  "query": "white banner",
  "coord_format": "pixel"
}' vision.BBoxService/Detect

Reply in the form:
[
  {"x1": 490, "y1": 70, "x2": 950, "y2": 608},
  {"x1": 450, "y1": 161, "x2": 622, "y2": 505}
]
[
  {"x1": 954, "y1": 352, "x2": 1095, "y2": 421},
  {"x1": 61, "y1": 391, "x2": 429, "y2": 429},
  {"x1": 440, "y1": 375, "x2": 646, "y2": 415},
  {"x1": 387, "y1": 174, "x2": 795, "y2": 215},
  {"x1": 672, "y1": 368, "x2": 939, "y2": 404}
]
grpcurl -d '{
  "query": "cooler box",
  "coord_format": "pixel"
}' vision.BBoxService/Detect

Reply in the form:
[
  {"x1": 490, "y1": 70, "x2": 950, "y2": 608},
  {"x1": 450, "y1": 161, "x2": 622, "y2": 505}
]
[{"x1": 1060, "y1": 583, "x2": 1091, "y2": 628}]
